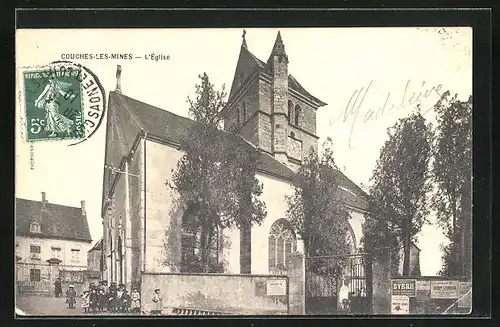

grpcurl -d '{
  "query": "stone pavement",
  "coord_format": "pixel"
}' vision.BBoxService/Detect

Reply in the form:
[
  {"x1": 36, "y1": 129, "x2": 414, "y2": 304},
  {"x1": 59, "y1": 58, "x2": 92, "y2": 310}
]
[{"x1": 16, "y1": 295, "x2": 139, "y2": 316}]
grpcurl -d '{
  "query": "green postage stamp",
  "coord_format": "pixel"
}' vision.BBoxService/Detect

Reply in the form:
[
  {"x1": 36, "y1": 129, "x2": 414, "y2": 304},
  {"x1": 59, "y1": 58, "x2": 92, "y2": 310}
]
[
  {"x1": 19, "y1": 61, "x2": 106, "y2": 145},
  {"x1": 22, "y1": 67, "x2": 85, "y2": 141}
]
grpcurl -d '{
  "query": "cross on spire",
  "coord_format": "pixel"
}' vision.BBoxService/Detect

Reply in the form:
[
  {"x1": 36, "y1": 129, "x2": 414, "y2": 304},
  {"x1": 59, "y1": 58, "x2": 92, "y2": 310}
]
[{"x1": 242, "y1": 29, "x2": 247, "y2": 48}]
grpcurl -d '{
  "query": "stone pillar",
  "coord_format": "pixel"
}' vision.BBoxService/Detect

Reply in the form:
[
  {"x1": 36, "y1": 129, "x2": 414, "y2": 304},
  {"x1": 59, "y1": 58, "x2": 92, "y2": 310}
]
[
  {"x1": 47, "y1": 258, "x2": 61, "y2": 296},
  {"x1": 288, "y1": 252, "x2": 305, "y2": 315},
  {"x1": 371, "y1": 249, "x2": 391, "y2": 314}
]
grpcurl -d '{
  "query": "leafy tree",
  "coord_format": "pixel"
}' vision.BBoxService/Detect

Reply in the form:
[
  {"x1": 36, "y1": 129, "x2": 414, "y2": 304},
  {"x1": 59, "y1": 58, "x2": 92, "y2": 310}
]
[
  {"x1": 187, "y1": 72, "x2": 227, "y2": 127},
  {"x1": 168, "y1": 73, "x2": 266, "y2": 273},
  {"x1": 363, "y1": 111, "x2": 433, "y2": 276},
  {"x1": 432, "y1": 92, "x2": 472, "y2": 278},
  {"x1": 285, "y1": 138, "x2": 352, "y2": 258}
]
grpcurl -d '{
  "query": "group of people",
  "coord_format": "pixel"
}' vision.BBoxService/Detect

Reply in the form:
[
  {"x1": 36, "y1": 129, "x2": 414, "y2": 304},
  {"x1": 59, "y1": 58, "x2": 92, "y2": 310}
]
[
  {"x1": 56, "y1": 278, "x2": 163, "y2": 315},
  {"x1": 80, "y1": 281, "x2": 141, "y2": 314},
  {"x1": 57, "y1": 279, "x2": 141, "y2": 314}
]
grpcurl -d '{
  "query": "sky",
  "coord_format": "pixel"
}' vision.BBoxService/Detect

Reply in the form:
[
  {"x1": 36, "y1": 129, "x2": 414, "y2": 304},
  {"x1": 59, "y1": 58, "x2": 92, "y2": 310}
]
[{"x1": 15, "y1": 27, "x2": 472, "y2": 276}]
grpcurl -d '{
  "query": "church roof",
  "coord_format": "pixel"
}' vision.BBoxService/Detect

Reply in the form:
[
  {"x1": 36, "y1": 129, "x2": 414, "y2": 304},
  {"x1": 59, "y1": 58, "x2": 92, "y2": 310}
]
[
  {"x1": 16, "y1": 198, "x2": 92, "y2": 242},
  {"x1": 101, "y1": 92, "x2": 296, "y2": 214},
  {"x1": 229, "y1": 43, "x2": 327, "y2": 107},
  {"x1": 102, "y1": 91, "x2": 368, "y2": 214}
]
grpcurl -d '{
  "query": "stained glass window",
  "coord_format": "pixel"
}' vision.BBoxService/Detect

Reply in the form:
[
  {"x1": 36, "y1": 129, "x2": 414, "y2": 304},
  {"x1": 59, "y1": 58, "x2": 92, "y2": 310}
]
[{"x1": 268, "y1": 219, "x2": 297, "y2": 273}]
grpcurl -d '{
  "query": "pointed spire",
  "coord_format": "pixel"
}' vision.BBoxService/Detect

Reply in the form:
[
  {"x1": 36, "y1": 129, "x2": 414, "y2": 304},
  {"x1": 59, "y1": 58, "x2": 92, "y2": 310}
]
[
  {"x1": 115, "y1": 65, "x2": 122, "y2": 94},
  {"x1": 242, "y1": 29, "x2": 247, "y2": 48},
  {"x1": 271, "y1": 31, "x2": 287, "y2": 58}
]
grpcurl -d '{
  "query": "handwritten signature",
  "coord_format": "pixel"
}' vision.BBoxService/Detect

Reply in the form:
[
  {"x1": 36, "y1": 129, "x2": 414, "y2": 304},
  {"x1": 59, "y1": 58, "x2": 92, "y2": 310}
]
[{"x1": 332, "y1": 80, "x2": 443, "y2": 148}]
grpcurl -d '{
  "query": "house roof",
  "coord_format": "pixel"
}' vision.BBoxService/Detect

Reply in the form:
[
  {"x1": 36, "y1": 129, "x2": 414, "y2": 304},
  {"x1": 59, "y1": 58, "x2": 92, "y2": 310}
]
[
  {"x1": 16, "y1": 198, "x2": 92, "y2": 242},
  {"x1": 102, "y1": 92, "x2": 369, "y2": 215},
  {"x1": 88, "y1": 238, "x2": 102, "y2": 252}
]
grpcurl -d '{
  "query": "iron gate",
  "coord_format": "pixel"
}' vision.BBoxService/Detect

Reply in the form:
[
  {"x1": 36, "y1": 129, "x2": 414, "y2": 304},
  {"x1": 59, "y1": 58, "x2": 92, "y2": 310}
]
[
  {"x1": 305, "y1": 253, "x2": 372, "y2": 315},
  {"x1": 16, "y1": 262, "x2": 52, "y2": 296}
]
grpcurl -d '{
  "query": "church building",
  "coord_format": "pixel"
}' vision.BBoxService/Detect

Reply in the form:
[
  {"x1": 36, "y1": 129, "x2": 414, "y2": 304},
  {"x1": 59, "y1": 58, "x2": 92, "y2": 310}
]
[{"x1": 100, "y1": 31, "x2": 371, "y2": 288}]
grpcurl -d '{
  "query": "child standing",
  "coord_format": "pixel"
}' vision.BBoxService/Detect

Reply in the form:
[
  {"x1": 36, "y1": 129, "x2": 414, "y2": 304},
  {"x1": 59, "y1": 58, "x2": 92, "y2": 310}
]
[
  {"x1": 130, "y1": 288, "x2": 141, "y2": 314},
  {"x1": 89, "y1": 289, "x2": 99, "y2": 313},
  {"x1": 151, "y1": 288, "x2": 162, "y2": 315},
  {"x1": 121, "y1": 289, "x2": 131, "y2": 313},
  {"x1": 81, "y1": 290, "x2": 90, "y2": 313},
  {"x1": 97, "y1": 288, "x2": 105, "y2": 312},
  {"x1": 66, "y1": 285, "x2": 77, "y2": 309}
]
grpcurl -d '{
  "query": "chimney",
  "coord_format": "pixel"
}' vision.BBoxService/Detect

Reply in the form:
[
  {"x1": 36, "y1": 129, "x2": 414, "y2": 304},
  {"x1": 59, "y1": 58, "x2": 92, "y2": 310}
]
[
  {"x1": 81, "y1": 200, "x2": 86, "y2": 216},
  {"x1": 115, "y1": 65, "x2": 122, "y2": 94},
  {"x1": 41, "y1": 191, "x2": 48, "y2": 211}
]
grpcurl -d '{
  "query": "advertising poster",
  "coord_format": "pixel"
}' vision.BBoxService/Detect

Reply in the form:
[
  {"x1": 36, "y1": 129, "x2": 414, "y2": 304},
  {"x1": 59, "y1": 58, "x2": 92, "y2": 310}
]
[
  {"x1": 430, "y1": 280, "x2": 459, "y2": 299},
  {"x1": 391, "y1": 295, "x2": 410, "y2": 314},
  {"x1": 392, "y1": 279, "x2": 416, "y2": 297},
  {"x1": 416, "y1": 280, "x2": 431, "y2": 302},
  {"x1": 457, "y1": 282, "x2": 472, "y2": 308},
  {"x1": 266, "y1": 279, "x2": 287, "y2": 296}
]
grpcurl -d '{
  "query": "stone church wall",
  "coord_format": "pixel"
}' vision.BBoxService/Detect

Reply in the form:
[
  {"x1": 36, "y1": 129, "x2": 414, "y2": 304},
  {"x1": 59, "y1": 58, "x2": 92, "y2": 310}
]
[
  {"x1": 128, "y1": 144, "x2": 143, "y2": 286},
  {"x1": 144, "y1": 140, "x2": 184, "y2": 273},
  {"x1": 250, "y1": 174, "x2": 295, "y2": 274}
]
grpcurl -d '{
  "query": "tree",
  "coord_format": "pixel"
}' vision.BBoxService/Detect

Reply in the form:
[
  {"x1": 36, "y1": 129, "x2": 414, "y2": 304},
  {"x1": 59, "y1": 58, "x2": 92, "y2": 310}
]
[
  {"x1": 363, "y1": 111, "x2": 433, "y2": 276},
  {"x1": 168, "y1": 72, "x2": 267, "y2": 273},
  {"x1": 186, "y1": 72, "x2": 227, "y2": 127},
  {"x1": 432, "y1": 92, "x2": 472, "y2": 278},
  {"x1": 285, "y1": 138, "x2": 352, "y2": 258}
]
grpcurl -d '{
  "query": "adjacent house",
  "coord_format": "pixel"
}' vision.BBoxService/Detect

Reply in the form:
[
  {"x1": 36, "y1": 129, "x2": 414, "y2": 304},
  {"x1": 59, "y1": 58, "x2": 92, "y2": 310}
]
[
  {"x1": 15, "y1": 192, "x2": 92, "y2": 267},
  {"x1": 87, "y1": 238, "x2": 103, "y2": 272}
]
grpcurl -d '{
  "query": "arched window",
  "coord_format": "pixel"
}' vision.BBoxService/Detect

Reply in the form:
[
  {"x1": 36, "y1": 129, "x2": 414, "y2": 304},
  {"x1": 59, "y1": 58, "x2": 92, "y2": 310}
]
[
  {"x1": 242, "y1": 102, "x2": 246, "y2": 123},
  {"x1": 288, "y1": 100, "x2": 294, "y2": 123},
  {"x1": 346, "y1": 222, "x2": 357, "y2": 254},
  {"x1": 118, "y1": 235, "x2": 123, "y2": 284},
  {"x1": 294, "y1": 105, "x2": 302, "y2": 126},
  {"x1": 268, "y1": 219, "x2": 297, "y2": 273},
  {"x1": 181, "y1": 201, "x2": 221, "y2": 273}
]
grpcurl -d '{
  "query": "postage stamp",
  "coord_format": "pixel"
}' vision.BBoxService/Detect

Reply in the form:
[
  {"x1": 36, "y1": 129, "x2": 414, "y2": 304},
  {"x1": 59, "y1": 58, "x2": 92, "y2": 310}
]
[
  {"x1": 18, "y1": 61, "x2": 106, "y2": 145},
  {"x1": 23, "y1": 67, "x2": 84, "y2": 141}
]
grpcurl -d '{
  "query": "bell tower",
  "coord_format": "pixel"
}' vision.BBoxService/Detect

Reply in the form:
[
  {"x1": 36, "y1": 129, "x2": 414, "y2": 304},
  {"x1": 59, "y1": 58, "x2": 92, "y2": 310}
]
[{"x1": 224, "y1": 31, "x2": 327, "y2": 171}]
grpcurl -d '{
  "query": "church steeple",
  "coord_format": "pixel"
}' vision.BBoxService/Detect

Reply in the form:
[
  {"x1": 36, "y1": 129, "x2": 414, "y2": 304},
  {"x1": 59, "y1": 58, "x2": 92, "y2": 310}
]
[{"x1": 270, "y1": 31, "x2": 288, "y2": 62}]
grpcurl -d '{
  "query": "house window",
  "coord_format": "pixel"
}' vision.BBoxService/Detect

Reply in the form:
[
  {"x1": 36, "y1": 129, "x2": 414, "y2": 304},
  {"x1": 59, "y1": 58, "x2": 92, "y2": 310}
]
[
  {"x1": 71, "y1": 249, "x2": 80, "y2": 263},
  {"x1": 288, "y1": 100, "x2": 294, "y2": 123},
  {"x1": 30, "y1": 245, "x2": 41, "y2": 254},
  {"x1": 181, "y1": 201, "x2": 221, "y2": 273},
  {"x1": 30, "y1": 269, "x2": 41, "y2": 282},
  {"x1": 51, "y1": 247, "x2": 61, "y2": 259},
  {"x1": 268, "y1": 219, "x2": 297, "y2": 273},
  {"x1": 294, "y1": 105, "x2": 302, "y2": 126},
  {"x1": 29, "y1": 222, "x2": 41, "y2": 233}
]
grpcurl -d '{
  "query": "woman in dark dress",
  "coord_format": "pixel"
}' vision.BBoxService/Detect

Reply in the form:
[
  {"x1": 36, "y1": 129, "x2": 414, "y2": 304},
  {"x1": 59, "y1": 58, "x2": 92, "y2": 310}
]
[{"x1": 54, "y1": 278, "x2": 62, "y2": 298}]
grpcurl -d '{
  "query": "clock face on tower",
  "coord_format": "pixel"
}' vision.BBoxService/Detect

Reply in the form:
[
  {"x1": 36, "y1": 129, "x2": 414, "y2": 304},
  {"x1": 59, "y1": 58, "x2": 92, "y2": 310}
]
[{"x1": 287, "y1": 136, "x2": 302, "y2": 160}]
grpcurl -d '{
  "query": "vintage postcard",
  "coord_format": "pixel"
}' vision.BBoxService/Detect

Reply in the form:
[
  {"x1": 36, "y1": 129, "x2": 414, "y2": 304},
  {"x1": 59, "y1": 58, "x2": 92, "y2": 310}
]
[{"x1": 15, "y1": 27, "x2": 472, "y2": 316}]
